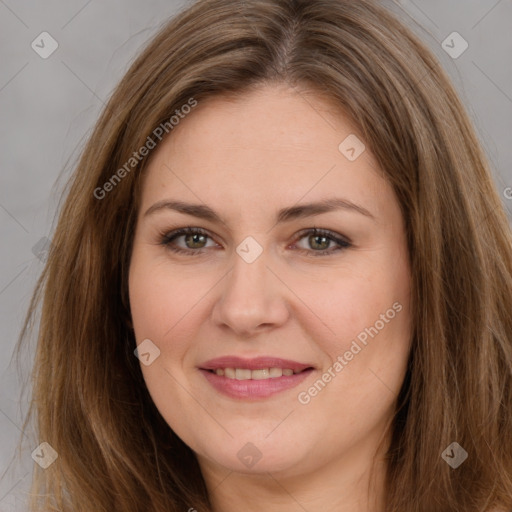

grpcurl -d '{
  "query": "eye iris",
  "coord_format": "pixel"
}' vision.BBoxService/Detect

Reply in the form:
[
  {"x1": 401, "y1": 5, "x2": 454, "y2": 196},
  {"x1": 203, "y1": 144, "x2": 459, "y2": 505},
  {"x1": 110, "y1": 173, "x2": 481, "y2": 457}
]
[
  {"x1": 186, "y1": 233, "x2": 207, "y2": 249},
  {"x1": 310, "y1": 234, "x2": 329, "y2": 250},
  {"x1": 171, "y1": 229, "x2": 342, "y2": 253}
]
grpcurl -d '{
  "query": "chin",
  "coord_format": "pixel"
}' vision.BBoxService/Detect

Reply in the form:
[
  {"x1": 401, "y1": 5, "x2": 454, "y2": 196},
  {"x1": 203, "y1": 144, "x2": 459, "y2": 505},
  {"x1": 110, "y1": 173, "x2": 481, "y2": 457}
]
[
  {"x1": 212, "y1": 449, "x2": 304, "y2": 475},
  {"x1": 195, "y1": 431, "x2": 310, "y2": 475}
]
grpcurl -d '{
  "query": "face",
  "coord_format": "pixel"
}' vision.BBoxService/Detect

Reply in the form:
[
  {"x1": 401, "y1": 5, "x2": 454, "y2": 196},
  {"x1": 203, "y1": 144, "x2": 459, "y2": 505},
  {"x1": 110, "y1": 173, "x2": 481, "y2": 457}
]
[{"x1": 128, "y1": 83, "x2": 412, "y2": 480}]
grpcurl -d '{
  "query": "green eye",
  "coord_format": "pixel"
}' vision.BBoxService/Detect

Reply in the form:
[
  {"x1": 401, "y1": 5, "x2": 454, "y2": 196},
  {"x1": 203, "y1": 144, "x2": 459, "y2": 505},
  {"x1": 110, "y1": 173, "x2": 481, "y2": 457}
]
[
  {"x1": 160, "y1": 226, "x2": 351, "y2": 257},
  {"x1": 292, "y1": 228, "x2": 351, "y2": 256}
]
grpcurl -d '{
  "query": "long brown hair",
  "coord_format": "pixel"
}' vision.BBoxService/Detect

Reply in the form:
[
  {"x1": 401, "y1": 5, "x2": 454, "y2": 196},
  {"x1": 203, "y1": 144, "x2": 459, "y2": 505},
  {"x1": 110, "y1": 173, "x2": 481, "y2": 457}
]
[{"x1": 16, "y1": 0, "x2": 512, "y2": 510}]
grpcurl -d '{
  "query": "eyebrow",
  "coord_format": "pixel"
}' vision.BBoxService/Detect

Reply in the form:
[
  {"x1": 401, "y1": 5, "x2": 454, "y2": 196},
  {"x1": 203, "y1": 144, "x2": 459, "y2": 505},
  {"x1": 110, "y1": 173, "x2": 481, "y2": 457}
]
[{"x1": 144, "y1": 197, "x2": 376, "y2": 224}]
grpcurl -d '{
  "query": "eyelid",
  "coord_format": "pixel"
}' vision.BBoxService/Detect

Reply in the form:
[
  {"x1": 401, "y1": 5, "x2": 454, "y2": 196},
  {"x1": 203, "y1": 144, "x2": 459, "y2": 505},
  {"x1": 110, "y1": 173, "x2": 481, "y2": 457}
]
[
  {"x1": 293, "y1": 227, "x2": 352, "y2": 246},
  {"x1": 159, "y1": 226, "x2": 352, "y2": 256}
]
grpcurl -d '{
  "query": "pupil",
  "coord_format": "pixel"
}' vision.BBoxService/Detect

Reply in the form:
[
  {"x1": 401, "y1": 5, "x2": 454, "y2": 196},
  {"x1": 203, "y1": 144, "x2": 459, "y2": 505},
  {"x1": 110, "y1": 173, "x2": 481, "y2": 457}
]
[
  {"x1": 187, "y1": 234, "x2": 205, "y2": 248},
  {"x1": 184, "y1": 233, "x2": 330, "y2": 251},
  {"x1": 311, "y1": 235, "x2": 328, "y2": 250}
]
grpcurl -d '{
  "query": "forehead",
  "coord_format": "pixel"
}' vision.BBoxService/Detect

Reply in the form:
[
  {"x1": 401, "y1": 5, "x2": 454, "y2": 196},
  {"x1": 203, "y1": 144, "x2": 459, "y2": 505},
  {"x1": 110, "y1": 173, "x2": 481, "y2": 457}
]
[
  {"x1": 164, "y1": 84, "x2": 361, "y2": 161},
  {"x1": 139, "y1": 84, "x2": 392, "y2": 221}
]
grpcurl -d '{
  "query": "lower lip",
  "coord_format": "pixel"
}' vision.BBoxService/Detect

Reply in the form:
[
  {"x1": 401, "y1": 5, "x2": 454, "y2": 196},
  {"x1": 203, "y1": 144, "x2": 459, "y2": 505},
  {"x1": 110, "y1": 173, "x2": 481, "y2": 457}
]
[{"x1": 200, "y1": 368, "x2": 314, "y2": 400}]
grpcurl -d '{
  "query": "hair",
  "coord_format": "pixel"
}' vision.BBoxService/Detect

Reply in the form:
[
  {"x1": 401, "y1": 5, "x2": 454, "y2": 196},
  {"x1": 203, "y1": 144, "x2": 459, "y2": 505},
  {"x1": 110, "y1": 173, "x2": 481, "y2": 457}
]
[{"x1": 14, "y1": 0, "x2": 512, "y2": 510}]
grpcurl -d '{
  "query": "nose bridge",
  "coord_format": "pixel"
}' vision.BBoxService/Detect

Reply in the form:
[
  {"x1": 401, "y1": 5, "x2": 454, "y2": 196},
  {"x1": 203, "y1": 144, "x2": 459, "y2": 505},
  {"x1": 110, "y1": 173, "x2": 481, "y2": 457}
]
[
  {"x1": 231, "y1": 250, "x2": 265, "y2": 292},
  {"x1": 212, "y1": 236, "x2": 288, "y2": 335}
]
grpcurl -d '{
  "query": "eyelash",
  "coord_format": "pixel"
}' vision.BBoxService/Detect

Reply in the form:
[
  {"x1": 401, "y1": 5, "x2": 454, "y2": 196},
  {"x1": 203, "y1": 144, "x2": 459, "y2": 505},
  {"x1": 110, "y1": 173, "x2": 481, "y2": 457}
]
[{"x1": 159, "y1": 226, "x2": 352, "y2": 257}]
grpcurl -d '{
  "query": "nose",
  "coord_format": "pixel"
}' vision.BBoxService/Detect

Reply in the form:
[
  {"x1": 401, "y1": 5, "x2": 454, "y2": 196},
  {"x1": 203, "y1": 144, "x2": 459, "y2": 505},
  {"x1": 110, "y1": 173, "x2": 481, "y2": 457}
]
[{"x1": 211, "y1": 245, "x2": 290, "y2": 338}]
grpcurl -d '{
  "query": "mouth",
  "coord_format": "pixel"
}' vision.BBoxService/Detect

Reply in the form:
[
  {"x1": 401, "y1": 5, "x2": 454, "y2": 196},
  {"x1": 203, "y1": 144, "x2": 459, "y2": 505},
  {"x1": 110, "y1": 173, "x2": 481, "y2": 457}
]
[
  {"x1": 203, "y1": 367, "x2": 312, "y2": 380},
  {"x1": 199, "y1": 356, "x2": 315, "y2": 399}
]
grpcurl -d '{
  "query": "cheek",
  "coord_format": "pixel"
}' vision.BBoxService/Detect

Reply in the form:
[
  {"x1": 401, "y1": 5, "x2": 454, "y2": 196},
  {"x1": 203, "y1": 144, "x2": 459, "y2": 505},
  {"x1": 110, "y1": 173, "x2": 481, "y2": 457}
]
[
  {"x1": 300, "y1": 267, "x2": 408, "y2": 357},
  {"x1": 128, "y1": 260, "x2": 199, "y2": 413},
  {"x1": 128, "y1": 257, "x2": 199, "y2": 362},
  {"x1": 322, "y1": 263, "x2": 411, "y2": 397},
  {"x1": 129, "y1": 253, "x2": 198, "y2": 330},
  {"x1": 129, "y1": 275, "x2": 169, "y2": 337},
  {"x1": 298, "y1": 273, "x2": 411, "y2": 426}
]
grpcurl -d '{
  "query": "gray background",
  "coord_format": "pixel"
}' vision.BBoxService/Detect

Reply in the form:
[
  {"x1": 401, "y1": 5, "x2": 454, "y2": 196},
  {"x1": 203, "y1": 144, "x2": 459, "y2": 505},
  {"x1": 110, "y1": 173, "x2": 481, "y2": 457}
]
[{"x1": 0, "y1": 0, "x2": 511, "y2": 509}]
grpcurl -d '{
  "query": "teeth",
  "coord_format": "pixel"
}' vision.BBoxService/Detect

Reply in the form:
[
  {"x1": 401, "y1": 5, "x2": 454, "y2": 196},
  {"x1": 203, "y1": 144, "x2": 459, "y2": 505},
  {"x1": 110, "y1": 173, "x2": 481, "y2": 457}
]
[
  {"x1": 224, "y1": 368, "x2": 236, "y2": 379},
  {"x1": 252, "y1": 369, "x2": 270, "y2": 380},
  {"x1": 213, "y1": 367, "x2": 303, "y2": 380},
  {"x1": 269, "y1": 367, "x2": 283, "y2": 378},
  {"x1": 235, "y1": 368, "x2": 251, "y2": 380}
]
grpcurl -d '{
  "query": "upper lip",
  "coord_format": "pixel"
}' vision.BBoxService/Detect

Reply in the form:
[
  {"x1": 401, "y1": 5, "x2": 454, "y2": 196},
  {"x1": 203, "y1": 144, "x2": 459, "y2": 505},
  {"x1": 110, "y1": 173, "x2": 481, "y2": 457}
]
[{"x1": 199, "y1": 356, "x2": 314, "y2": 373}]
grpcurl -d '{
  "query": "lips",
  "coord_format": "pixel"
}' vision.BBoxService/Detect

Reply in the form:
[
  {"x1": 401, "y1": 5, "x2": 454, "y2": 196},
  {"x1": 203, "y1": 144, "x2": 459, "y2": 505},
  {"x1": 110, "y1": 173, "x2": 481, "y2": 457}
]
[
  {"x1": 199, "y1": 356, "x2": 315, "y2": 399},
  {"x1": 199, "y1": 356, "x2": 313, "y2": 373}
]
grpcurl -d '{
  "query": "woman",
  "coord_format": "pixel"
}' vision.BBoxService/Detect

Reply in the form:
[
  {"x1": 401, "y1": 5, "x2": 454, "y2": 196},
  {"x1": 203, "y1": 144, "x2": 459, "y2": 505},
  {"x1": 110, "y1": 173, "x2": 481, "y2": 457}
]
[{"x1": 17, "y1": 0, "x2": 512, "y2": 511}]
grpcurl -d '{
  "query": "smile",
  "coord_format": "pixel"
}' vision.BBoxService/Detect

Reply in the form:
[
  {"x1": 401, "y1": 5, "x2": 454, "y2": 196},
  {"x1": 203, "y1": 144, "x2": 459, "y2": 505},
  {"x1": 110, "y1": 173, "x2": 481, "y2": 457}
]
[
  {"x1": 199, "y1": 356, "x2": 315, "y2": 399},
  {"x1": 209, "y1": 367, "x2": 305, "y2": 379}
]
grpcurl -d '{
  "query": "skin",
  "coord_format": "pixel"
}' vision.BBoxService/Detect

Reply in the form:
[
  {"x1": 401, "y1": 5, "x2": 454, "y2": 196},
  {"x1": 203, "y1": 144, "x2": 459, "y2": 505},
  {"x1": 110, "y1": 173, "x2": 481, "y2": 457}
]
[{"x1": 128, "y1": 83, "x2": 412, "y2": 512}]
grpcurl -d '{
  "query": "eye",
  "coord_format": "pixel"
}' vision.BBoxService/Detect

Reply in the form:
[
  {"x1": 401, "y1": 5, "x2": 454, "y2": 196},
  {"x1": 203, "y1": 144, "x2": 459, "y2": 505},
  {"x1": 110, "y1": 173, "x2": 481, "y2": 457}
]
[
  {"x1": 291, "y1": 227, "x2": 352, "y2": 256},
  {"x1": 159, "y1": 226, "x2": 351, "y2": 257},
  {"x1": 160, "y1": 227, "x2": 216, "y2": 256}
]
